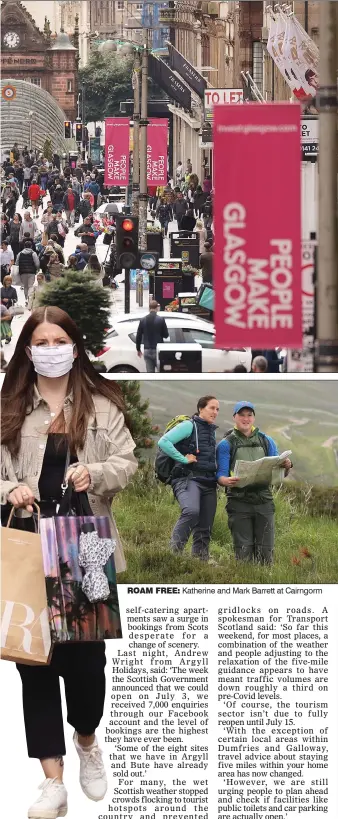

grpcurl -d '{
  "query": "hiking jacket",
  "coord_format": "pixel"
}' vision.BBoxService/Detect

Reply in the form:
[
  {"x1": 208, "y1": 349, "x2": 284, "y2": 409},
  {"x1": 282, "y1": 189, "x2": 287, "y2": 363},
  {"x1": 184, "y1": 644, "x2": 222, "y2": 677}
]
[
  {"x1": 158, "y1": 416, "x2": 217, "y2": 482},
  {"x1": 216, "y1": 428, "x2": 278, "y2": 504}
]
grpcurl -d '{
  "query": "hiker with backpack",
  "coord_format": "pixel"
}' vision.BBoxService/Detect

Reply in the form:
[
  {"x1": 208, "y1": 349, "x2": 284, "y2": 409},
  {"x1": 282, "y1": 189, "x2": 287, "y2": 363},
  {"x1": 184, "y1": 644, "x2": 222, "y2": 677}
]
[
  {"x1": 156, "y1": 395, "x2": 220, "y2": 561},
  {"x1": 216, "y1": 401, "x2": 293, "y2": 565}
]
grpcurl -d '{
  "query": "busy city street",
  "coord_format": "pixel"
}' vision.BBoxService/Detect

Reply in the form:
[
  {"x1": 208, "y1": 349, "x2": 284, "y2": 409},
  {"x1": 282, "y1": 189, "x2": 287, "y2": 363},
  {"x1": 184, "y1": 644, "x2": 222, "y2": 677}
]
[
  {"x1": 1, "y1": 1, "x2": 337, "y2": 374},
  {"x1": 1, "y1": 189, "x2": 178, "y2": 366},
  {"x1": 1, "y1": 5, "x2": 338, "y2": 819}
]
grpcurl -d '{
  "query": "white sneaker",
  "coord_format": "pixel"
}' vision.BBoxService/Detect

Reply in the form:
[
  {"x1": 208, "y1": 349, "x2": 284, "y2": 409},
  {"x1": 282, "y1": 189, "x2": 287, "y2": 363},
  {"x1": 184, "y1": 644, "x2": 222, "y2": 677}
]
[
  {"x1": 73, "y1": 732, "x2": 107, "y2": 801},
  {"x1": 27, "y1": 778, "x2": 68, "y2": 819}
]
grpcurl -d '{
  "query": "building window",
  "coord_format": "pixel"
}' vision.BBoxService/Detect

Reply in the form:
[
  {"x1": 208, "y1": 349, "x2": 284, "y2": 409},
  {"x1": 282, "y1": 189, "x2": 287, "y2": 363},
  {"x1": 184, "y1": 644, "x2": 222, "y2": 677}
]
[
  {"x1": 202, "y1": 34, "x2": 210, "y2": 69},
  {"x1": 136, "y1": 3, "x2": 143, "y2": 10},
  {"x1": 311, "y1": 28, "x2": 319, "y2": 45},
  {"x1": 117, "y1": 1, "x2": 124, "y2": 8},
  {"x1": 67, "y1": 79, "x2": 73, "y2": 92},
  {"x1": 252, "y1": 41, "x2": 263, "y2": 93},
  {"x1": 29, "y1": 77, "x2": 41, "y2": 87}
]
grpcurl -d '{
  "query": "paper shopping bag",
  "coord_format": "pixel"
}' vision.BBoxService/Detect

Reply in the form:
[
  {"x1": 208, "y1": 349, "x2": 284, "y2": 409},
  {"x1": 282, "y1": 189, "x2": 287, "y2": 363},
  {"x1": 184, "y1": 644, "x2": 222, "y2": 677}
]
[
  {"x1": 40, "y1": 490, "x2": 122, "y2": 643},
  {"x1": 1, "y1": 506, "x2": 52, "y2": 665}
]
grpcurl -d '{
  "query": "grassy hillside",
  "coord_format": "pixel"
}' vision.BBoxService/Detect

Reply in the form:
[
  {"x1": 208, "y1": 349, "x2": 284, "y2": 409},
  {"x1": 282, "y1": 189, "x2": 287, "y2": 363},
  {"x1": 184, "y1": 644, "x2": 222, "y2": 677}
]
[
  {"x1": 114, "y1": 470, "x2": 338, "y2": 585},
  {"x1": 139, "y1": 380, "x2": 338, "y2": 488}
]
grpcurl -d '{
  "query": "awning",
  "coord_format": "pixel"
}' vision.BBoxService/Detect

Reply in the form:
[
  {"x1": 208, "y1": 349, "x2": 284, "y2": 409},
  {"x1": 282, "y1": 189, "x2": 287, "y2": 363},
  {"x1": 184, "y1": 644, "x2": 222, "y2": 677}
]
[
  {"x1": 168, "y1": 43, "x2": 207, "y2": 100},
  {"x1": 167, "y1": 103, "x2": 200, "y2": 130},
  {"x1": 148, "y1": 53, "x2": 192, "y2": 111}
]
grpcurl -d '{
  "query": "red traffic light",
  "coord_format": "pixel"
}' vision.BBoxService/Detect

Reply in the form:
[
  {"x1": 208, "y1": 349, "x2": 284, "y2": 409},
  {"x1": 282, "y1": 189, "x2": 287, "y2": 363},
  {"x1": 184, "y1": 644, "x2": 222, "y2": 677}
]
[{"x1": 122, "y1": 219, "x2": 134, "y2": 232}]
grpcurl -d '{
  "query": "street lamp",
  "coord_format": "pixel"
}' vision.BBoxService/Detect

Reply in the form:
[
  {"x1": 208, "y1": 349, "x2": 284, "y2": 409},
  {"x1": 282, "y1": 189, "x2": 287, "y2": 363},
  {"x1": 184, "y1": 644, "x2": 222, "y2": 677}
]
[{"x1": 98, "y1": 34, "x2": 149, "y2": 252}]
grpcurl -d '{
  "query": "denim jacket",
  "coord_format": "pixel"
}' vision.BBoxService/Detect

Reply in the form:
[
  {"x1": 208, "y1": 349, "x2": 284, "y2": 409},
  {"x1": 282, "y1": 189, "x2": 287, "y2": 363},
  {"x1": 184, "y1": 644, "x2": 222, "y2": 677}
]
[{"x1": 1, "y1": 387, "x2": 138, "y2": 573}]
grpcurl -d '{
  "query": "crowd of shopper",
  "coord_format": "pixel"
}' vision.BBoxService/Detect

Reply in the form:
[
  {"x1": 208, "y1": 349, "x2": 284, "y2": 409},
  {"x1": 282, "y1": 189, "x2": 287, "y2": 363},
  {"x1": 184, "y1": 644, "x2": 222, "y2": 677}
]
[{"x1": 1, "y1": 145, "x2": 120, "y2": 314}]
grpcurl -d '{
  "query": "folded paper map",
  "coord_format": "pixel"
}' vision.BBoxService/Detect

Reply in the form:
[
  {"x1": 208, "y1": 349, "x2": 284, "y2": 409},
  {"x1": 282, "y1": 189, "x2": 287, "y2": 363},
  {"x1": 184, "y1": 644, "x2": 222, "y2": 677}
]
[{"x1": 233, "y1": 451, "x2": 292, "y2": 488}]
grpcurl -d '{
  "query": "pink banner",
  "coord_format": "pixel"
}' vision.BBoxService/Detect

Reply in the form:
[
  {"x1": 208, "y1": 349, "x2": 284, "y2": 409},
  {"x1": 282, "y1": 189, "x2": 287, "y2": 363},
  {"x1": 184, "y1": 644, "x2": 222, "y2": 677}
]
[
  {"x1": 104, "y1": 118, "x2": 130, "y2": 187},
  {"x1": 147, "y1": 119, "x2": 168, "y2": 186},
  {"x1": 213, "y1": 103, "x2": 302, "y2": 349}
]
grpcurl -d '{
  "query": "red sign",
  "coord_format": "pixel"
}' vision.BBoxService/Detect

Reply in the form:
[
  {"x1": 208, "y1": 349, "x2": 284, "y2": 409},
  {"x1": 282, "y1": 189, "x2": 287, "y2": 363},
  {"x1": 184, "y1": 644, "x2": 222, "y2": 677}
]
[
  {"x1": 213, "y1": 103, "x2": 302, "y2": 349},
  {"x1": 147, "y1": 119, "x2": 168, "y2": 186},
  {"x1": 288, "y1": 240, "x2": 315, "y2": 371},
  {"x1": 104, "y1": 118, "x2": 130, "y2": 187}
]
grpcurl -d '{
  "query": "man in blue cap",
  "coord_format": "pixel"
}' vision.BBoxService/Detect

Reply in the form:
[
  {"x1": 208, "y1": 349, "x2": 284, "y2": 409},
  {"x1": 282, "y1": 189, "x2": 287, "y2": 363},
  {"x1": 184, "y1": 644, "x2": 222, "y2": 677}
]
[{"x1": 216, "y1": 401, "x2": 292, "y2": 564}]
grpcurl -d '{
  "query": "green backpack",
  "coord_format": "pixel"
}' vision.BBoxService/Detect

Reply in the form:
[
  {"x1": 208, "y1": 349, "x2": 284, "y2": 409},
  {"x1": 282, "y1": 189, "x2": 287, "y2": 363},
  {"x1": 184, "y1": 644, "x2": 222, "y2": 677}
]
[
  {"x1": 224, "y1": 428, "x2": 269, "y2": 474},
  {"x1": 155, "y1": 415, "x2": 195, "y2": 484}
]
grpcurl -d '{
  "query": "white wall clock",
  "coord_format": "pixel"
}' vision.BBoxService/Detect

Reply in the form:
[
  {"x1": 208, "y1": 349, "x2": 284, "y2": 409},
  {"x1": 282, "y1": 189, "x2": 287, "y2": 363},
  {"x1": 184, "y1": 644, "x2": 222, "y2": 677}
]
[{"x1": 3, "y1": 32, "x2": 20, "y2": 48}]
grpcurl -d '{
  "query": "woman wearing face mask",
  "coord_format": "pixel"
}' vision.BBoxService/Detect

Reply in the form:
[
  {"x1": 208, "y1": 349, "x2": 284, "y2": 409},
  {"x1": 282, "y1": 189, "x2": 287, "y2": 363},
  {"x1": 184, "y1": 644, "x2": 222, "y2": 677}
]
[{"x1": 1, "y1": 306, "x2": 138, "y2": 819}]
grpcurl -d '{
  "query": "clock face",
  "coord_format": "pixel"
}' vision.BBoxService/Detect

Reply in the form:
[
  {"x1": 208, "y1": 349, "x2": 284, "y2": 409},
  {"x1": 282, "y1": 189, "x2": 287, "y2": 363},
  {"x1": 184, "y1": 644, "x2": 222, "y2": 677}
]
[{"x1": 3, "y1": 31, "x2": 20, "y2": 49}]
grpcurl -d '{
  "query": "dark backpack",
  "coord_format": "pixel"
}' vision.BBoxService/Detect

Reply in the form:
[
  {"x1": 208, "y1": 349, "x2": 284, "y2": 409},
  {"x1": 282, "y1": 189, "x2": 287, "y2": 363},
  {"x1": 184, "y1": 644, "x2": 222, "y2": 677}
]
[
  {"x1": 224, "y1": 428, "x2": 269, "y2": 475},
  {"x1": 18, "y1": 249, "x2": 35, "y2": 274},
  {"x1": 155, "y1": 416, "x2": 196, "y2": 484}
]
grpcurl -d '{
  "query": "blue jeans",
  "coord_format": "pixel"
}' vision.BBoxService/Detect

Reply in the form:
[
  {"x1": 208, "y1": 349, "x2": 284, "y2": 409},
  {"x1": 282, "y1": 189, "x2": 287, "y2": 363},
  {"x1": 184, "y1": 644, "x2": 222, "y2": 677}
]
[{"x1": 144, "y1": 348, "x2": 157, "y2": 373}]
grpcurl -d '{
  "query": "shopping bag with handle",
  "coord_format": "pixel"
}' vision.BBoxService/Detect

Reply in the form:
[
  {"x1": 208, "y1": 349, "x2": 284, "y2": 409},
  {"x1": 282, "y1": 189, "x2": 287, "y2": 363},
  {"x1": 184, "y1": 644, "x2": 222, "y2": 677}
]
[
  {"x1": 40, "y1": 488, "x2": 122, "y2": 643},
  {"x1": 1, "y1": 504, "x2": 52, "y2": 665}
]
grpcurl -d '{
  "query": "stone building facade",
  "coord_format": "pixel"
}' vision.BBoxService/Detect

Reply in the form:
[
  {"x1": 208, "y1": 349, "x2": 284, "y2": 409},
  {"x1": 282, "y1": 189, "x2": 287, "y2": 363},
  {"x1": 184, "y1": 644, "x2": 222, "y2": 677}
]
[
  {"x1": 1, "y1": 0, "x2": 78, "y2": 119},
  {"x1": 21, "y1": 1, "x2": 145, "y2": 65},
  {"x1": 161, "y1": 0, "x2": 237, "y2": 178}
]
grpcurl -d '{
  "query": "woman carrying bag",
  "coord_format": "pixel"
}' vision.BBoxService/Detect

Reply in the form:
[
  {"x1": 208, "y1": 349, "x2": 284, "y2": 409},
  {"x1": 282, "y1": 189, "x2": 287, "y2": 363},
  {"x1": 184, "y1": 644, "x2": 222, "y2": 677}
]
[{"x1": 1, "y1": 306, "x2": 138, "y2": 819}]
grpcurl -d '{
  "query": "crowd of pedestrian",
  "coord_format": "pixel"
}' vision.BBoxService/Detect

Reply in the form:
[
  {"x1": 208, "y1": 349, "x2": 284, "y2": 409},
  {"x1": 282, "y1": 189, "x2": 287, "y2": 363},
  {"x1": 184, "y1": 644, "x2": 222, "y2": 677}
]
[
  {"x1": 148, "y1": 157, "x2": 215, "y2": 286},
  {"x1": 0, "y1": 143, "x2": 120, "y2": 321},
  {"x1": 1, "y1": 146, "x2": 284, "y2": 372}
]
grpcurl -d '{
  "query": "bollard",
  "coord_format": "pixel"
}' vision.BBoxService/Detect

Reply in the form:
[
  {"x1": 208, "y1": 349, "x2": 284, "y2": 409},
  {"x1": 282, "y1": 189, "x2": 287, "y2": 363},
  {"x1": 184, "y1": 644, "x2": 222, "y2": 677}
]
[{"x1": 136, "y1": 273, "x2": 144, "y2": 307}]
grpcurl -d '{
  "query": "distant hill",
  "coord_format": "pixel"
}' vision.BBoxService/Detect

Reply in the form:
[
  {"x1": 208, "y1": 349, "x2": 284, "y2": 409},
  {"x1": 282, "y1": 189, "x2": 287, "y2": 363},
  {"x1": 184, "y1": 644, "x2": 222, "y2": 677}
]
[{"x1": 140, "y1": 380, "x2": 338, "y2": 487}]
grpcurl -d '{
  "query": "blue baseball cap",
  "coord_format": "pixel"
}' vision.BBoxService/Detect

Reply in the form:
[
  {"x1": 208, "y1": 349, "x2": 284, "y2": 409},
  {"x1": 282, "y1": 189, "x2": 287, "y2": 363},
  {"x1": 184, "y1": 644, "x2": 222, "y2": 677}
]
[{"x1": 233, "y1": 401, "x2": 255, "y2": 415}]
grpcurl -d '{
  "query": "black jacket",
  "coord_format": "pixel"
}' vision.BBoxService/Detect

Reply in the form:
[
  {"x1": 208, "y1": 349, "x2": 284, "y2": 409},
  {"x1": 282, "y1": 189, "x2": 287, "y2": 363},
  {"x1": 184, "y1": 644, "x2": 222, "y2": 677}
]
[
  {"x1": 52, "y1": 189, "x2": 65, "y2": 206},
  {"x1": 199, "y1": 250, "x2": 213, "y2": 284},
  {"x1": 173, "y1": 200, "x2": 187, "y2": 220},
  {"x1": 136, "y1": 312, "x2": 169, "y2": 352},
  {"x1": 180, "y1": 214, "x2": 196, "y2": 232},
  {"x1": 9, "y1": 221, "x2": 21, "y2": 245},
  {"x1": 1, "y1": 285, "x2": 18, "y2": 308},
  {"x1": 171, "y1": 415, "x2": 217, "y2": 482},
  {"x1": 62, "y1": 191, "x2": 80, "y2": 210}
]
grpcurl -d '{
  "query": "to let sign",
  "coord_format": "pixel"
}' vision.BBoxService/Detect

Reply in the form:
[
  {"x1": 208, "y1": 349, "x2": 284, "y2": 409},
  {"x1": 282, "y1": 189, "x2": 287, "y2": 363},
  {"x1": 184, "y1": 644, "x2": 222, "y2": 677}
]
[
  {"x1": 204, "y1": 88, "x2": 243, "y2": 122},
  {"x1": 213, "y1": 103, "x2": 302, "y2": 349}
]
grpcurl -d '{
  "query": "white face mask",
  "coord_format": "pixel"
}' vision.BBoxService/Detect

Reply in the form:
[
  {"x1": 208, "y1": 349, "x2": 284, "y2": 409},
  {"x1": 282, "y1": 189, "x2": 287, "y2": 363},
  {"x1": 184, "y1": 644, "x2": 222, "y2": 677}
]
[{"x1": 29, "y1": 344, "x2": 75, "y2": 378}]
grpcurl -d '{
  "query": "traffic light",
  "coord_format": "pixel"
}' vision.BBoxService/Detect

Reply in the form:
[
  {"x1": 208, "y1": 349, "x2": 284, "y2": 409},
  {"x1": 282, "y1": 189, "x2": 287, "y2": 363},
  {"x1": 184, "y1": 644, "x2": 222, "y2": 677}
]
[
  {"x1": 76, "y1": 122, "x2": 83, "y2": 142},
  {"x1": 115, "y1": 215, "x2": 139, "y2": 270},
  {"x1": 64, "y1": 121, "x2": 72, "y2": 139}
]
